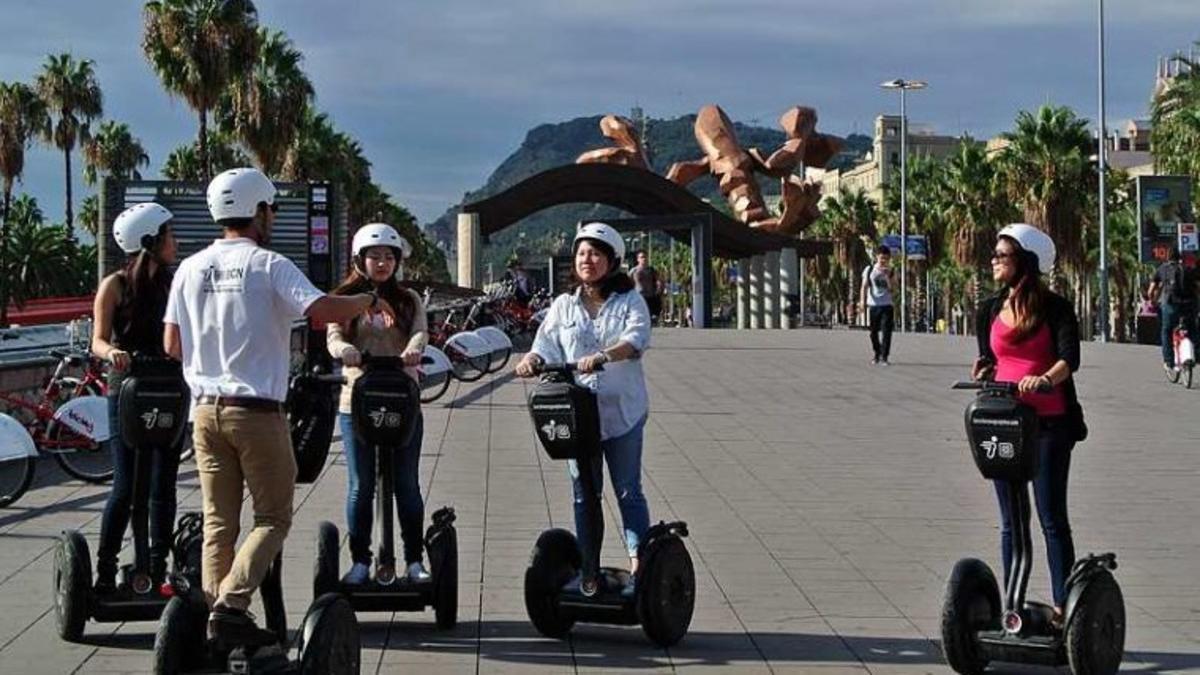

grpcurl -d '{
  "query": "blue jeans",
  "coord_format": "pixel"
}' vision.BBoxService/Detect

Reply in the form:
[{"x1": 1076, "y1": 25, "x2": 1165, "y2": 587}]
[
  {"x1": 568, "y1": 416, "x2": 650, "y2": 558},
  {"x1": 1160, "y1": 303, "x2": 1197, "y2": 365},
  {"x1": 993, "y1": 423, "x2": 1075, "y2": 607},
  {"x1": 340, "y1": 413, "x2": 425, "y2": 565},
  {"x1": 96, "y1": 394, "x2": 182, "y2": 581}
]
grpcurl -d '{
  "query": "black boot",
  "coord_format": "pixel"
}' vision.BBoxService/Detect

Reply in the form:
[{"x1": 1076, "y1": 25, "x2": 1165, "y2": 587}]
[
  {"x1": 208, "y1": 605, "x2": 279, "y2": 650},
  {"x1": 94, "y1": 563, "x2": 117, "y2": 595}
]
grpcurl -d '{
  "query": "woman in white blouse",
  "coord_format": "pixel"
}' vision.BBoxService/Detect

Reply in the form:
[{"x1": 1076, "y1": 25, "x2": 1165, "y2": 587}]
[{"x1": 515, "y1": 222, "x2": 653, "y2": 597}]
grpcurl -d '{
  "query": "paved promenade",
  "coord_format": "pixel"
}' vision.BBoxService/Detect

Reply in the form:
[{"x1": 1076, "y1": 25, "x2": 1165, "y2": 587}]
[{"x1": 0, "y1": 328, "x2": 1197, "y2": 674}]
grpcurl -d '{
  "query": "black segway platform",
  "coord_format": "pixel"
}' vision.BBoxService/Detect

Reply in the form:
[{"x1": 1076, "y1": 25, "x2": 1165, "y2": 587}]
[
  {"x1": 154, "y1": 552, "x2": 360, "y2": 675},
  {"x1": 54, "y1": 356, "x2": 193, "y2": 642},
  {"x1": 523, "y1": 363, "x2": 695, "y2": 647},
  {"x1": 312, "y1": 356, "x2": 458, "y2": 627},
  {"x1": 941, "y1": 381, "x2": 1125, "y2": 675}
]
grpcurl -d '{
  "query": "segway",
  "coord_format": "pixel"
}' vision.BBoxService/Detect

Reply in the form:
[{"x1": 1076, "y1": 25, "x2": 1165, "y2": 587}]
[
  {"x1": 941, "y1": 380, "x2": 1125, "y2": 675},
  {"x1": 154, "y1": 548, "x2": 359, "y2": 674},
  {"x1": 312, "y1": 355, "x2": 458, "y2": 628},
  {"x1": 53, "y1": 354, "x2": 194, "y2": 642},
  {"x1": 524, "y1": 362, "x2": 695, "y2": 647}
]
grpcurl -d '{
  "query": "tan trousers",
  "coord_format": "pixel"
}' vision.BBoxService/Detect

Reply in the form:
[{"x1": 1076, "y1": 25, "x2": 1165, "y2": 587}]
[{"x1": 193, "y1": 405, "x2": 296, "y2": 611}]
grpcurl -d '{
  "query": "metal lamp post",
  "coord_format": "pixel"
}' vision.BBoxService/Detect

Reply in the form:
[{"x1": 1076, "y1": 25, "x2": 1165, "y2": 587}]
[
  {"x1": 881, "y1": 78, "x2": 927, "y2": 333},
  {"x1": 1097, "y1": 0, "x2": 1110, "y2": 342}
]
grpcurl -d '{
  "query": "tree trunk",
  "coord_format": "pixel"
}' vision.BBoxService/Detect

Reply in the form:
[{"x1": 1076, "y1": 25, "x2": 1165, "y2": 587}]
[
  {"x1": 199, "y1": 109, "x2": 210, "y2": 182},
  {"x1": 1, "y1": 185, "x2": 10, "y2": 325},
  {"x1": 63, "y1": 147, "x2": 74, "y2": 235}
]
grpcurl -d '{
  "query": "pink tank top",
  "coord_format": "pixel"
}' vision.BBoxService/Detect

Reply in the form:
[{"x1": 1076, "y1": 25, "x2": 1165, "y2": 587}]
[{"x1": 990, "y1": 317, "x2": 1066, "y2": 417}]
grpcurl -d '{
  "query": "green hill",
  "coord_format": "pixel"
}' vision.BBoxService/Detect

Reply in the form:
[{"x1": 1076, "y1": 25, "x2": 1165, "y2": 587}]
[{"x1": 424, "y1": 113, "x2": 870, "y2": 271}]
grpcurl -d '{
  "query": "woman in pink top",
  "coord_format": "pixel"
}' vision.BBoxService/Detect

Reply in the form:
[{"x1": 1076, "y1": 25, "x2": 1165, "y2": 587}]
[{"x1": 970, "y1": 224, "x2": 1086, "y2": 628}]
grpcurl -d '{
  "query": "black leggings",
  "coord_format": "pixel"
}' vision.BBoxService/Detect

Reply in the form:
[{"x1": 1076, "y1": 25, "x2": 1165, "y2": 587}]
[{"x1": 869, "y1": 305, "x2": 894, "y2": 360}]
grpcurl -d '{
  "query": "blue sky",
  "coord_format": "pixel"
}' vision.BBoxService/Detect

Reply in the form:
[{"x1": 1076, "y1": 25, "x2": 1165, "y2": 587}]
[{"x1": 1, "y1": 1, "x2": 1198, "y2": 225}]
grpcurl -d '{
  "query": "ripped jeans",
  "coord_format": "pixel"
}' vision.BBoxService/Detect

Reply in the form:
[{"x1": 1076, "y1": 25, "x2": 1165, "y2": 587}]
[{"x1": 567, "y1": 416, "x2": 650, "y2": 557}]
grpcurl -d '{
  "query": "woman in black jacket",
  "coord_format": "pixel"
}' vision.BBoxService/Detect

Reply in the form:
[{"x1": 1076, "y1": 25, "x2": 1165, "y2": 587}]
[{"x1": 971, "y1": 224, "x2": 1086, "y2": 627}]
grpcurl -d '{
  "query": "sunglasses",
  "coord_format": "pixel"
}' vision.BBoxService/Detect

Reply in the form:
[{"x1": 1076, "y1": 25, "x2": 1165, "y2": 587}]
[
  {"x1": 991, "y1": 250, "x2": 1016, "y2": 261},
  {"x1": 268, "y1": 202, "x2": 279, "y2": 213}
]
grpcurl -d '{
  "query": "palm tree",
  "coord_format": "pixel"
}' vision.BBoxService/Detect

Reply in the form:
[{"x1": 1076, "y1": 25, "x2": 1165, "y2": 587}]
[
  {"x1": 2, "y1": 195, "x2": 80, "y2": 307},
  {"x1": 997, "y1": 105, "x2": 1094, "y2": 277},
  {"x1": 1151, "y1": 47, "x2": 1200, "y2": 213},
  {"x1": 222, "y1": 28, "x2": 313, "y2": 175},
  {"x1": 36, "y1": 52, "x2": 104, "y2": 231},
  {"x1": 142, "y1": 0, "x2": 260, "y2": 180},
  {"x1": 162, "y1": 131, "x2": 251, "y2": 180},
  {"x1": 818, "y1": 186, "x2": 878, "y2": 322},
  {"x1": 79, "y1": 194, "x2": 100, "y2": 238},
  {"x1": 0, "y1": 81, "x2": 50, "y2": 324},
  {"x1": 83, "y1": 120, "x2": 149, "y2": 186}
]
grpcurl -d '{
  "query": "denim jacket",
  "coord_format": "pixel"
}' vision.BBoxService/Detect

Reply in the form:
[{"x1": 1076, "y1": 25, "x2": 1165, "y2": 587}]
[{"x1": 531, "y1": 289, "x2": 651, "y2": 440}]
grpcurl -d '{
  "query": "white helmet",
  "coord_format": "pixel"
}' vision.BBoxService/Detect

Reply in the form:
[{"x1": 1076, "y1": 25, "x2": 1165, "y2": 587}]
[
  {"x1": 998, "y1": 223, "x2": 1056, "y2": 275},
  {"x1": 574, "y1": 221, "x2": 625, "y2": 264},
  {"x1": 113, "y1": 202, "x2": 172, "y2": 253},
  {"x1": 352, "y1": 223, "x2": 411, "y2": 259},
  {"x1": 206, "y1": 167, "x2": 276, "y2": 221}
]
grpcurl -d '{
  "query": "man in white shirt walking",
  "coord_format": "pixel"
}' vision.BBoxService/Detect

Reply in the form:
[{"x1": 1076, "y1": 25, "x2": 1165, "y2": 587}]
[
  {"x1": 860, "y1": 245, "x2": 896, "y2": 365},
  {"x1": 164, "y1": 168, "x2": 386, "y2": 648}
]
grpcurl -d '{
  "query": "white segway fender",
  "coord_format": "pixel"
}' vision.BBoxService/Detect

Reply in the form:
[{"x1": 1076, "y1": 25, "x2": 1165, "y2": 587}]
[
  {"x1": 52, "y1": 395, "x2": 111, "y2": 442},
  {"x1": 0, "y1": 413, "x2": 38, "y2": 461},
  {"x1": 1180, "y1": 336, "x2": 1195, "y2": 366},
  {"x1": 444, "y1": 331, "x2": 491, "y2": 359},
  {"x1": 420, "y1": 345, "x2": 454, "y2": 378},
  {"x1": 474, "y1": 326, "x2": 514, "y2": 354}
]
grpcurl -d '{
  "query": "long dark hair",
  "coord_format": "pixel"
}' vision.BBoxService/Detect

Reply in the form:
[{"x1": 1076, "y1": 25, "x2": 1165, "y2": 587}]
[
  {"x1": 1001, "y1": 235, "x2": 1050, "y2": 342},
  {"x1": 570, "y1": 239, "x2": 635, "y2": 299},
  {"x1": 114, "y1": 228, "x2": 172, "y2": 341},
  {"x1": 332, "y1": 259, "x2": 417, "y2": 341}
]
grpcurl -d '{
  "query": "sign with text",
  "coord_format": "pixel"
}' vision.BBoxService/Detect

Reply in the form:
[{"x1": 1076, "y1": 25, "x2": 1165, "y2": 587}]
[
  {"x1": 880, "y1": 234, "x2": 928, "y2": 260},
  {"x1": 1137, "y1": 175, "x2": 1194, "y2": 263}
]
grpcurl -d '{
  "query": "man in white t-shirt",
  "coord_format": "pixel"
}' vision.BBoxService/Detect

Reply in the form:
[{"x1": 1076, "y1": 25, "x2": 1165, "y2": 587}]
[
  {"x1": 163, "y1": 168, "x2": 385, "y2": 648},
  {"x1": 860, "y1": 245, "x2": 896, "y2": 365}
]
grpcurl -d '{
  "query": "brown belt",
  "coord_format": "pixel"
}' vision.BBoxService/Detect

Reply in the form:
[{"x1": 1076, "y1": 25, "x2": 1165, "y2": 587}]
[{"x1": 196, "y1": 395, "x2": 285, "y2": 412}]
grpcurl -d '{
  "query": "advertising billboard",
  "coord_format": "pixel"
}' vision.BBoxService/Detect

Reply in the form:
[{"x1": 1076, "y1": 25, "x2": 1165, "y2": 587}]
[
  {"x1": 880, "y1": 234, "x2": 928, "y2": 260},
  {"x1": 1137, "y1": 175, "x2": 1194, "y2": 263}
]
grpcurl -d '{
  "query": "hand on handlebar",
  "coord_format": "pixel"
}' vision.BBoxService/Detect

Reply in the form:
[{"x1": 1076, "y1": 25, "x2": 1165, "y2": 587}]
[
  {"x1": 401, "y1": 347, "x2": 423, "y2": 367},
  {"x1": 1017, "y1": 374, "x2": 1053, "y2": 395},
  {"x1": 970, "y1": 357, "x2": 994, "y2": 382},
  {"x1": 577, "y1": 352, "x2": 608, "y2": 374},
  {"x1": 514, "y1": 354, "x2": 543, "y2": 378},
  {"x1": 107, "y1": 348, "x2": 131, "y2": 373}
]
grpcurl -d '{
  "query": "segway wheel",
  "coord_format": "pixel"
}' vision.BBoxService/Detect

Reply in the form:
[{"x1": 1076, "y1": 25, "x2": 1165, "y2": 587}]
[
  {"x1": 940, "y1": 558, "x2": 1001, "y2": 675},
  {"x1": 430, "y1": 525, "x2": 458, "y2": 630},
  {"x1": 154, "y1": 595, "x2": 208, "y2": 675},
  {"x1": 637, "y1": 535, "x2": 696, "y2": 647},
  {"x1": 298, "y1": 593, "x2": 361, "y2": 675},
  {"x1": 1066, "y1": 571, "x2": 1125, "y2": 675},
  {"x1": 524, "y1": 529, "x2": 580, "y2": 639},
  {"x1": 314, "y1": 521, "x2": 340, "y2": 600},
  {"x1": 53, "y1": 530, "x2": 91, "y2": 642}
]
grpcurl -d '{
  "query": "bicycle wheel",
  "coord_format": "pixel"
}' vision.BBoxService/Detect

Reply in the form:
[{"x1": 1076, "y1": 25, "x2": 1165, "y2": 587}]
[
  {"x1": 449, "y1": 349, "x2": 488, "y2": 383},
  {"x1": 420, "y1": 372, "x2": 452, "y2": 403},
  {"x1": 51, "y1": 379, "x2": 114, "y2": 484},
  {"x1": 0, "y1": 456, "x2": 36, "y2": 508}
]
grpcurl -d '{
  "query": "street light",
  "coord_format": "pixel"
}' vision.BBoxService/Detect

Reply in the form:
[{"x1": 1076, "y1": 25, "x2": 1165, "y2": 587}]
[
  {"x1": 880, "y1": 78, "x2": 928, "y2": 333},
  {"x1": 1097, "y1": 0, "x2": 1110, "y2": 342}
]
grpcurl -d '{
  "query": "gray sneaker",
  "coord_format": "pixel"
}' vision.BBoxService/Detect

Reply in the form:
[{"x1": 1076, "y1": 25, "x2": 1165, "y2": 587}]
[
  {"x1": 405, "y1": 562, "x2": 430, "y2": 582},
  {"x1": 341, "y1": 562, "x2": 370, "y2": 586}
]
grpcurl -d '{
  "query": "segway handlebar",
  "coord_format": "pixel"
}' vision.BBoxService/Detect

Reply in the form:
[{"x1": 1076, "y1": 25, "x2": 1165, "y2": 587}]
[
  {"x1": 318, "y1": 354, "x2": 436, "y2": 383},
  {"x1": 531, "y1": 361, "x2": 604, "y2": 375},
  {"x1": 952, "y1": 379, "x2": 1053, "y2": 394}
]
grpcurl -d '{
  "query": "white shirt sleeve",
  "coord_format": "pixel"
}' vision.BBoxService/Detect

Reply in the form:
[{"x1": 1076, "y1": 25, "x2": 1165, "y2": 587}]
[
  {"x1": 163, "y1": 266, "x2": 185, "y2": 326},
  {"x1": 530, "y1": 295, "x2": 567, "y2": 364},
  {"x1": 268, "y1": 254, "x2": 324, "y2": 318},
  {"x1": 620, "y1": 292, "x2": 652, "y2": 353}
]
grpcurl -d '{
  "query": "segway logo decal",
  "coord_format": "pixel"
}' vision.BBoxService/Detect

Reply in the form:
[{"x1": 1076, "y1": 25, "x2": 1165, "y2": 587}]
[
  {"x1": 140, "y1": 408, "x2": 176, "y2": 430},
  {"x1": 541, "y1": 419, "x2": 571, "y2": 441},
  {"x1": 981, "y1": 436, "x2": 1015, "y2": 460},
  {"x1": 369, "y1": 407, "x2": 402, "y2": 428}
]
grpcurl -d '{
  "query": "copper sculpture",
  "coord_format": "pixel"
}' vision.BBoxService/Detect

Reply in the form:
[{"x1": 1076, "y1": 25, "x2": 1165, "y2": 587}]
[
  {"x1": 575, "y1": 115, "x2": 649, "y2": 170},
  {"x1": 576, "y1": 105, "x2": 841, "y2": 236}
]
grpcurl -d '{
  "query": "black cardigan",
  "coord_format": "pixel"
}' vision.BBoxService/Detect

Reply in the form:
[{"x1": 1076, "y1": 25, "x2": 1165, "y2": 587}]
[{"x1": 974, "y1": 290, "x2": 1086, "y2": 438}]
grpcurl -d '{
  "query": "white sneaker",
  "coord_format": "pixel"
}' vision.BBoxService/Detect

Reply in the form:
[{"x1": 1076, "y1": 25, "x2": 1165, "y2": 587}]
[
  {"x1": 405, "y1": 562, "x2": 430, "y2": 582},
  {"x1": 341, "y1": 562, "x2": 370, "y2": 586}
]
